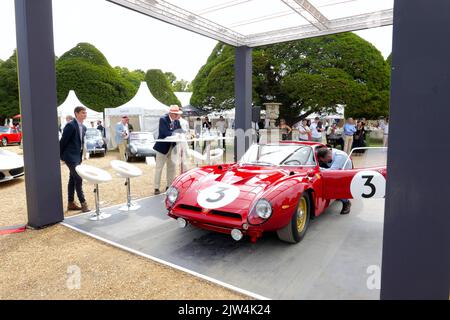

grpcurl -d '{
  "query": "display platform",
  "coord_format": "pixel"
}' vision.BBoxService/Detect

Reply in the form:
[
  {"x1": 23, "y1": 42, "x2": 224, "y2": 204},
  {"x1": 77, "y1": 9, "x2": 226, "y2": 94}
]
[{"x1": 62, "y1": 195, "x2": 384, "y2": 300}]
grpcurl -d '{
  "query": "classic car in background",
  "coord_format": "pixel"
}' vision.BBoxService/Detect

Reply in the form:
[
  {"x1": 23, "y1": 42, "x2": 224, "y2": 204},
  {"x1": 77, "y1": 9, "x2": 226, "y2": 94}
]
[
  {"x1": 0, "y1": 149, "x2": 24, "y2": 182},
  {"x1": 0, "y1": 126, "x2": 22, "y2": 147},
  {"x1": 165, "y1": 142, "x2": 387, "y2": 244},
  {"x1": 85, "y1": 128, "x2": 106, "y2": 157},
  {"x1": 125, "y1": 131, "x2": 156, "y2": 162}
]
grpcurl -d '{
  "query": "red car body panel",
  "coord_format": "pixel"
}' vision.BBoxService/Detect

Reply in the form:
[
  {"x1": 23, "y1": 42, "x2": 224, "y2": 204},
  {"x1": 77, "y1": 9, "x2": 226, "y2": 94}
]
[
  {"x1": 0, "y1": 127, "x2": 22, "y2": 145},
  {"x1": 166, "y1": 141, "x2": 387, "y2": 241}
]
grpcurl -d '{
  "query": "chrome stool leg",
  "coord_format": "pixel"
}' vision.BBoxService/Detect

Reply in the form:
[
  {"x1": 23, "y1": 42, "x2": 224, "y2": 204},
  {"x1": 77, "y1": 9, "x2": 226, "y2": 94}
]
[
  {"x1": 89, "y1": 184, "x2": 111, "y2": 221},
  {"x1": 119, "y1": 177, "x2": 141, "y2": 211}
]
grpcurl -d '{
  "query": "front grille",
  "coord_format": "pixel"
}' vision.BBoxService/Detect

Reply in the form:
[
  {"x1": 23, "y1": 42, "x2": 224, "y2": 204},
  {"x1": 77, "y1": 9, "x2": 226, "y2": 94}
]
[
  {"x1": 0, "y1": 172, "x2": 5, "y2": 180},
  {"x1": 210, "y1": 210, "x2": 241, "y2": 220},
  {"x1": 177, "y1": 204, "x2": 202, "y2": 212},
  {"x1": 9, "y1": 167, "x2": 24, "y2": 176}
]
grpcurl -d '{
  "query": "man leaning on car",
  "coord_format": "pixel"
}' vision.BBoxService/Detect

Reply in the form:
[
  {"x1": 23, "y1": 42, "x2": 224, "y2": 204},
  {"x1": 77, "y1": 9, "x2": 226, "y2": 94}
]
[{"x1": 316, "y1": 147, "x2": 352, "y2": 215}]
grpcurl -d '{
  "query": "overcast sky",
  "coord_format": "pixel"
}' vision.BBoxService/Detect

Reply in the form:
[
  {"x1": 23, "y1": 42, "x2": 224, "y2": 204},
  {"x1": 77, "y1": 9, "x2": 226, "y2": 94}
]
[{"x1": 0, "y1": 0, "x2": 393, "y2": 82}]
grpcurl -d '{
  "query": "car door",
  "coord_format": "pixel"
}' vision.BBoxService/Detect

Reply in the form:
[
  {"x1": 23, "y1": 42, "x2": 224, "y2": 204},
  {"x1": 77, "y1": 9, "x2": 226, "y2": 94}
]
[
  {"x1": 10, "y1": 128, "x2": 19, "y2": 143},
  {"x1": 320, "y1": 147, "x2": 388, "y2": 200}
]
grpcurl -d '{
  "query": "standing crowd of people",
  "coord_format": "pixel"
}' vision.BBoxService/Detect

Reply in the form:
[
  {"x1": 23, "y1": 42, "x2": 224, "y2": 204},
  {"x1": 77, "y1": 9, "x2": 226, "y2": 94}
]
[{"x1": 291, "y1": 116, "x2": 389, "y2": 155}]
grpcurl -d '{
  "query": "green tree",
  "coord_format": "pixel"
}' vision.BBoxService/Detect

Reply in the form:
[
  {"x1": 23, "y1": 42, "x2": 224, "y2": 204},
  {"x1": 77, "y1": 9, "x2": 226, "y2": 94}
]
[
  {"x1": 173, "y1": 79, "x2": 191, "y2": 92},
  {"x1": 56, "y1": 43, "x2": 137, "y2": 111},
  {"x1": 145, "y1": 69, "x2": 181, "y2": 106},
  {"x1": 0, "y1": 51, "x2": 19, "y2": 119},
  {"x1": 164, "y1": 72, "x2": 177, "y2": 86},
  {"x1": 115, "y1": 67, "x2": 145, "y2": 87},
  {"x1": 191, "y1": 33, "x2": 390, "y2": 122}
]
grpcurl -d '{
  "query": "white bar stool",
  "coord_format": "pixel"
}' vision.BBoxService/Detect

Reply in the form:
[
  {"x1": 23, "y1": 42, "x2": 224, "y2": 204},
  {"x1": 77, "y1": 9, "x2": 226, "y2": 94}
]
[
  {"x1": 110, "y1": 160, "x2": 143, "y2": 211},
  {"x1": 75, "y1": 164, "x2": 112, "y2": 221}
]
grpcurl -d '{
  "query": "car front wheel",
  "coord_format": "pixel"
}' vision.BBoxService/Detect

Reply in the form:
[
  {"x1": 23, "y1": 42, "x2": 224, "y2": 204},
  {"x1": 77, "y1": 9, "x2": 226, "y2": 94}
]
[
  {"x1": 277, "y1": 193, "x2": 311, "y2": 244},
  {"x1": 1, "y1": 138, "x2": 7, "y2": 147}
]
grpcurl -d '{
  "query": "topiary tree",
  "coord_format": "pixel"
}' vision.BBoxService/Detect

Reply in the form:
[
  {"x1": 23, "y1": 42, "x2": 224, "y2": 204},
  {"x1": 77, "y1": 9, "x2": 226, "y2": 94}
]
[
  {"x1": 191, "y1": 33, "x2": 391, "y2": 122},
  {"x1": 145, "y1": 69, "x2": 181, "y2": 106},
  {"x1": 386, "y1": 53, "x2": 392, "y2": 66},
  {"x1": 56, "y1": 43, "x2": 137, "y2": 111}
]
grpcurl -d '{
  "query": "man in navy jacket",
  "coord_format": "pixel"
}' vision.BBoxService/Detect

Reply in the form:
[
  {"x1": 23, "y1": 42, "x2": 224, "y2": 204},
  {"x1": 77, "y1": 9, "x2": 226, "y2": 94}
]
[
  {"x1": 60, "y1": 106, "x2": 90, "y2": 212},
  {"x1": 153, "y1": 105, "x2": 182, "y2": 194}
]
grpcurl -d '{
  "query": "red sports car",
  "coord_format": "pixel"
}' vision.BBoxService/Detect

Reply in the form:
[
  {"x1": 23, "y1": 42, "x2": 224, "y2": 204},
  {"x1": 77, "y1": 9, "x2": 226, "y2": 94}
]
[
  {"x1": 165, "y1": 142, "x2": 387, "y2": 243},
  {"x1": 0, "y1": 126, "x2": 22, "y2": 147}
]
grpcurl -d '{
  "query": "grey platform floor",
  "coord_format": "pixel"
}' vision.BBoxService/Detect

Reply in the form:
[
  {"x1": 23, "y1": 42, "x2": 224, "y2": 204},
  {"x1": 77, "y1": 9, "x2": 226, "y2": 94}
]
[{"x1": 62, "y1": 195, "x2": 384, "y2": 300}]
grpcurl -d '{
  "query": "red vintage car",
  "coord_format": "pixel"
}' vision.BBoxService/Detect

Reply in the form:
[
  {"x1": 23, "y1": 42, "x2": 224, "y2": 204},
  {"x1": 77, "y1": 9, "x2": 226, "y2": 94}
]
[
  {"x1": 0, "y1": 126, "x2": 22, "y2": 147},
  {"x1": 165, "y1": 142, "x2": 387, "y2": 244}
]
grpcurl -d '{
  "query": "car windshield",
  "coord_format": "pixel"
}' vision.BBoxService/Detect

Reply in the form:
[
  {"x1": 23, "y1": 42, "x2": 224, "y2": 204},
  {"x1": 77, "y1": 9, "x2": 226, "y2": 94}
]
[
  {"x1": 85, "y1": 129, "x2": 101, "y2": 138},
  {"x1": 239, "y1": 144, "x2": 316, "y2": 166},
  {"x1": 130, "y1": 133, "x2": 153, "y2": 142},
  {"x1": 0, "y1": 127, "x2": 9, "y2": 133}
]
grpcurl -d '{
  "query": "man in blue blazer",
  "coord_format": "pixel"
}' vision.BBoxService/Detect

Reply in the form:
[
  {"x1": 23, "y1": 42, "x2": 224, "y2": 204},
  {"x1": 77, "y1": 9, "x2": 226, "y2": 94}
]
[
  {"x1": 60, "y1": 106, "x2": 90, "y2": 212},
  {"x1": 153, "y1": 105, "x2": 182, "y2": 195}
]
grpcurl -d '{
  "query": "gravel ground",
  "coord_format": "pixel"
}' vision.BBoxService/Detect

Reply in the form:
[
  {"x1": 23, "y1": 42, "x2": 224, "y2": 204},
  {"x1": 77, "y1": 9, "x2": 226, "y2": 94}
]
[{"x1": 0, "y1": 145, "x2": 245, "y2": 300}]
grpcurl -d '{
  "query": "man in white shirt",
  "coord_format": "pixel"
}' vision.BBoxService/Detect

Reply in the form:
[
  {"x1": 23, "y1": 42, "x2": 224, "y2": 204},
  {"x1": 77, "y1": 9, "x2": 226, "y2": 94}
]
[
  {"x1": 379, "y1": 117, "x2": 389, "y2": 147},
  {"x1": 252, "y1": 121, "x2": 259, "y2": 144},
  {"x1": 309, "y1": 117, "x2": 322, "y2": 142},
  {"x1": 115, "y1": 115, "x2": 129, "y2": 160},
  {"x1": 215, "y1": 116, "x2": 228, "y2": 148}
]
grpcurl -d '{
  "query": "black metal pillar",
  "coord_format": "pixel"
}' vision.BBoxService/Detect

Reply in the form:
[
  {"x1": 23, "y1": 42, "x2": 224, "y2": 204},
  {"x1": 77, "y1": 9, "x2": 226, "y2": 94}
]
[
  {"x1": 15, "y1": 0, "x2": 64, "y2": 228},
  {"x1": 381, "y1": 0, "x2": 450, "y2": 299},
  {"x1": 234, "y1": 46, "x2": 252, "y2": 161}
]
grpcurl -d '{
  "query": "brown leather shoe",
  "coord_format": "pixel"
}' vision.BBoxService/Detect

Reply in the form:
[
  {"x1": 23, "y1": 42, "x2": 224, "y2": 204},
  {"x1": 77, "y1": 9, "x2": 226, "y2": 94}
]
[
  {"x1": 67, "y1": 201, "x2": 82, "y2": 211},
  {"x1": 80, "y1": 202, "x2": 90, "y2": 213}
]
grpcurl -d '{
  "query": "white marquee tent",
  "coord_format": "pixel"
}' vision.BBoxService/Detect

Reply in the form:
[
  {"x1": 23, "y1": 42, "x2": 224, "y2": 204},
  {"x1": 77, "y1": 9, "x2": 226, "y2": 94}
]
[
  {"x1": 57, "y1": 90, "x2": 103, "y2": 127},
  {"x1": 174, "y1": 91, "x2": 193, "y2": 107},
  {"x1": 104, "y1": 82, "x2": 169, "y2": 148}
]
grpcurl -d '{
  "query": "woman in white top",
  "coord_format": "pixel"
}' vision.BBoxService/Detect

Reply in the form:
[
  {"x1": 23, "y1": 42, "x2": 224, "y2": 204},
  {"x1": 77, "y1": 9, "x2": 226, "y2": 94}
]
[{"x1": 296, "y1": 119, "x2": 311, "y2": 141}]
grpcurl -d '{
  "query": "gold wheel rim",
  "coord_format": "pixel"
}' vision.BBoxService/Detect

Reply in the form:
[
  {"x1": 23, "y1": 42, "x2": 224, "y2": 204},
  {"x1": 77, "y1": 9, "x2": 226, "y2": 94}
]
[{"x1": 296, "y1": 197, "x2": 307, "y2": 233}]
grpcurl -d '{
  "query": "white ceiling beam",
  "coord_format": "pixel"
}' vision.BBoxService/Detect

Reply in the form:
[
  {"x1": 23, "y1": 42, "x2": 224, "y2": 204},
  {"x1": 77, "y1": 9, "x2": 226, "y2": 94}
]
[
  {"x1": 107, "y1": 0, "x2": 247, "y2": 46},
  {"x1": 280, "y1": 0, "x2": 330, "y2": 30},
  {"x1": 245, "y1": 9, "x2": 393, "y2": 47}
]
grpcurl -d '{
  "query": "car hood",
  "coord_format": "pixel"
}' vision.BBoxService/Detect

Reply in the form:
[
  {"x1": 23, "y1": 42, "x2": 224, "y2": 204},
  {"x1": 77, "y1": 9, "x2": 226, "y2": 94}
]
[
  {"x1": 0, "y1": 150, "x2": 24, "y2": 170},
  {"x1": 174, "y1": 164, "x2": 308, "y2": 215}
]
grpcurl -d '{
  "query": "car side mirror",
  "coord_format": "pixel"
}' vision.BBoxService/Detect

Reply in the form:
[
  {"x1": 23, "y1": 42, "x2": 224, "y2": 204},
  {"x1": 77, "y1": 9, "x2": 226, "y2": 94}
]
[{"x1": 307, "y1": 169, "x2": 315, "y2": 178}]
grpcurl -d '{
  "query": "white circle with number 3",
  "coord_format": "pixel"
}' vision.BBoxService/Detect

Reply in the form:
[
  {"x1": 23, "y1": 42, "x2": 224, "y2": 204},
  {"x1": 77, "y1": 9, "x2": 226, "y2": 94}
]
[
  {"x1": 350, "y1": 170, "x2": 386, "y2": 200},
  {"x1": 197, "y1": 182, "x2": 241, "y2": 209}
]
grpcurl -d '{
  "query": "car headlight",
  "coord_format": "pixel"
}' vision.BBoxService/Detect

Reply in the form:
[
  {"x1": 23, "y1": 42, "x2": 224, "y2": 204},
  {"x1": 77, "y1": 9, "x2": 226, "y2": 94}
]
[
  {"x1": 254, "y1": 199, "x2": 272, "y2": 219},
  {"x1": 97, "y1": 139, "x2": 104, "y2": 145},
  {"x1": 166, "y1": 186, "x2": 178, "y2": 204}
]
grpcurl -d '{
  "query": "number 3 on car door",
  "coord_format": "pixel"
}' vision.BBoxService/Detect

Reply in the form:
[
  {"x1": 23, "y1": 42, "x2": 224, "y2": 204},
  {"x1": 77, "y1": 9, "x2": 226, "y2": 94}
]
[
  {"x1": 321, "y1": 168, "x2": 387, "y2": 200},
  {"x1": 350, "y1": 170, "x2": 386, "y2": 199}
]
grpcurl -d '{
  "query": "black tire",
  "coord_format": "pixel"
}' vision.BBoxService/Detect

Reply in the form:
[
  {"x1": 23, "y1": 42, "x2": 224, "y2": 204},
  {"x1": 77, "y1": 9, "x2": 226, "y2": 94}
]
[
  {"x1": 125, "y1": 152, "x2": 131, "y2": 162},
  {"x1": 277, "y1": 193, "x2": 311, "y2": 244},
  {"x1": 1, "y1": 137, "x2": 7, "y2": 147}
]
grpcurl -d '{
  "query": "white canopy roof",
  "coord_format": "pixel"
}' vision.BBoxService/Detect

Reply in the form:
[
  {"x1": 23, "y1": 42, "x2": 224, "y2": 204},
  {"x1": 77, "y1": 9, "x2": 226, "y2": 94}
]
[
  {"x1": 57, "y1": 90, "x2": 103, "y2": 121},
  {"x1": 174, "y1": 91, "x2": 193, "y2": 107},
  {"x1": 108, "y1": 0, "x2": 393, "y2": 47},
  {"x1": 105, "y1": 82, "x2": 169, "y2": 116}
]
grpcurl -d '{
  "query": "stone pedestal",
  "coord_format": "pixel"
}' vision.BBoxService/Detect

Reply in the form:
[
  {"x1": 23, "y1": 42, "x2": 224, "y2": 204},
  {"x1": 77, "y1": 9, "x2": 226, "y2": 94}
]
[{"x1": 263, "y1": 102, "x2": 282, "y2": 129}]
